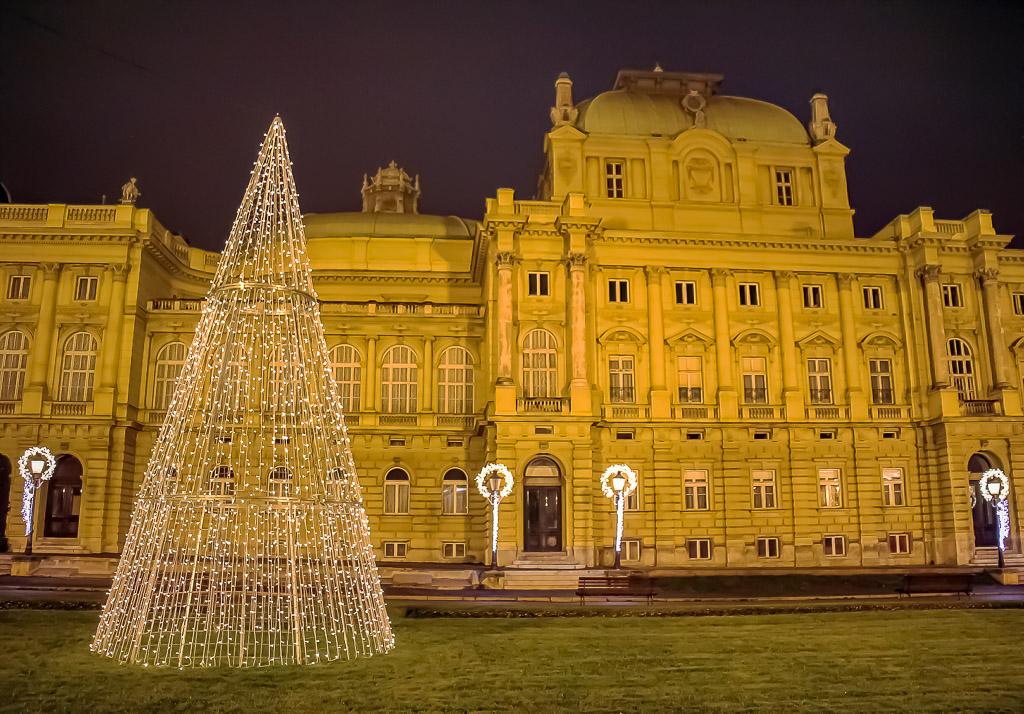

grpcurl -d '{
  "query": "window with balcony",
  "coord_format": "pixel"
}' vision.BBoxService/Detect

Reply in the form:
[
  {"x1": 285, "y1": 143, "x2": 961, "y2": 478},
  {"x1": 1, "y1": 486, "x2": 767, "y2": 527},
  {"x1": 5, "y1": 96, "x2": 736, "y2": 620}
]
[
  {"x1": 946, "y1": 338, "x2": 976, "y2": 400},
  {"x1": 608, "y1": 279, "x2": 630, "y2": 303},
  {"x1": 608, "y1": 355, "x2": 636, "y2": 403},
  {"x1": 74, "y1": 275, "x2": 98, "y2": 301},
  {"x1": 330, "y1": 344, "x2": 362, "y2": 414},
  {"x1": 818, "y1": 468, "x2": 842, "y2": 508},
  {"x1": 684, "y1": 470, "x2": 709, "y2": 510},
  {"x1": 774, "y1": 168, "x2": 795, "y2": 206},
  {"x1": 674, "y1": 280, "x2": 697, "y2": 305},
  {"x1": 802, "y1": 284, "x2": 823, "y2": 309},
  {"x1": 153, "y1": 341, "x2": 187, "y2": 410},
  {"x1": 527, "y1": 271, "x2": 550, "y2": 297},
  {"x1": 522, "y1": 329, "x2": 557, "y2": 398},
  {"x1": 7, "y1": 275, "x2": 30, "y2": 300},
  {"x1": 942, "y1": 283, "x2": 963, "y2": 308},
  {"x1": 384, "y1": 468, "x2": 410, "y2": 515},
  {"x1": 437, "y1": 346, "x2": 474, "y2": 414},
  {"x1": 752, "y1": 470, "x2": 776, "y2": 509},
  {"x1": 381, "y1": 345, "x2": 418, "y2": 413},
  {"x1": 58, "y1": 331, "x2": 98, "y2": 402},
  {"x1": 738, "y1": 282, "x2": 760, "y2": 307},
  {"x1": 882, "y1": 468, "x2": 905, "y2": 507},
  {"x1": 863, "y1": 285, "x2": 883, "y2": 310},
  {"x1": 869, "y1": 358, "x2": 895, "y2": 405},
  {"x1": 676, "y1": 355, "x2": 703, "y2": 404},
  {"x1": 742, "y1": 356, "x2": 768, "y2": 404},
  {"x1": 806, "y1": 358, "x2": 833, "y2": 404},
  {"x1": 441, "y1": 468, "x2": 469, "y2": 515},
  {"x1": 605, "y1": 160, "x2": 625, "y2": 198},
  {"x1": 0, "y1": 330, "x2": 29, "y2": 401}
]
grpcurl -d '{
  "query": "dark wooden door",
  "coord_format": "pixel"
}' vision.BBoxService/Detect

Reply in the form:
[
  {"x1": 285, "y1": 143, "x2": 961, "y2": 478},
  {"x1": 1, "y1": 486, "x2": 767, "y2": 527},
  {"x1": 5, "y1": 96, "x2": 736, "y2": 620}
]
[
  {"x1": 524, "y1": 486, "x2": 562, "y2": 551},
  {"x1": 971, "y1": 480, "x2": 997, "y2": 547}
]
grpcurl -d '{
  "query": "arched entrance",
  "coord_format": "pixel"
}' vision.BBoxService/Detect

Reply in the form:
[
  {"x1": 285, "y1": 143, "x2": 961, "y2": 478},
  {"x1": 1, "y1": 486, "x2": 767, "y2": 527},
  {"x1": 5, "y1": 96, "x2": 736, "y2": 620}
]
[
  {"x1": 43, "y1": 455, "x2": 82, "y2": 539},
  {"x1": 523, "y1": 456, "x2": 562, "y2": 552},
  {"x1": 0, "y1": 455, "x2": 10, "y2": 552},
  {"x1": 968, "y1": 453, "x2": 1000, "y2": 547}
]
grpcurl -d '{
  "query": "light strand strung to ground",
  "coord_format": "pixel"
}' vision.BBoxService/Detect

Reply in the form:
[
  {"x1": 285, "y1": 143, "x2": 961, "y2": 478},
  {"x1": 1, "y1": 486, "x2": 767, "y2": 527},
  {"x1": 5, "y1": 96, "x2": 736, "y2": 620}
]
[
  {"x1": 979, "y1": 468, "x2": 1011, "y2": 555},
  {"x1": 600, "y1": 464, "x2": 637, "y2": 566},
  {"x1": 91, "y1": 117, "x2": 393, "y2": 668},
  {"x1": 18, "y1": 446, "x2": 56, "y2": 536},
  {"x1": 477, "y1": 463, "x2": 513, "y2": 567}
]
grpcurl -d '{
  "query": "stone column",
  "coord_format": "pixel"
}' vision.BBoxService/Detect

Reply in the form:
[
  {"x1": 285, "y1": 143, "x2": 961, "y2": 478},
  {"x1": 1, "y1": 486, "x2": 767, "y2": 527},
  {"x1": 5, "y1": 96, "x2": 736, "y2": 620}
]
[
  {"x1": 495, "y1": 251, "x2": 515, "y2": 384},
  {"x1": 365, "y1": 337, "x2": 378, "y2": 413},
  {"x1": 645, "y1": 266, "x2": 669, "y2": 418},
  {"x1": 567, "y1": 252, "x2": 592, "y2": 414},
  {"x1": 917, "y1": 265, "x2": 950, "y2": 388},
  {"x1": 710, "y1": 268, "x2": 737, "y2": 418},
  {"x1": 95, "y1": 264, "x2": 129, "y2": 413},
  {"x1": 24, "y1": 263, "x2": 61, "y2": 412},
  {"x1": 774, "y1": 271, "x2": 803, "y2": 418},
  {"x1": 837, "y1": 274, "x2": 868, "y2": 419},
  {"x1": 977, "y1": 268, "x2": 1009, "y2": 388}
]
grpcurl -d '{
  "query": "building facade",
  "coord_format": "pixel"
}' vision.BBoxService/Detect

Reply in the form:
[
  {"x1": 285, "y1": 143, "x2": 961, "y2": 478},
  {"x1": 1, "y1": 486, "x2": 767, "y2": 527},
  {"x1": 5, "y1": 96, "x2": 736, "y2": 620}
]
[{"x1": 1, "y1": 68, "x2": 1022, "y2": 575}]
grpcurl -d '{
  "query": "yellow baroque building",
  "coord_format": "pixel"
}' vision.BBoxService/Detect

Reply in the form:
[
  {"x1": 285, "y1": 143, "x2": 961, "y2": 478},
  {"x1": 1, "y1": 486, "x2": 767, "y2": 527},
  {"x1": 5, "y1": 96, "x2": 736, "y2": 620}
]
[{"x1": 1, "y1": 68, "x2": 1022, "y2": 579}]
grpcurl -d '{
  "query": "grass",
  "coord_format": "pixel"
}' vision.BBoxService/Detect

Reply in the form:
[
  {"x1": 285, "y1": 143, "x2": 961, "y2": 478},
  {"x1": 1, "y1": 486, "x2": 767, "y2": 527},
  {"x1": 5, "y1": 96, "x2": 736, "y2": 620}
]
[{"x1": 1, "y1": 608, "x2": 1022, "y2": 712}]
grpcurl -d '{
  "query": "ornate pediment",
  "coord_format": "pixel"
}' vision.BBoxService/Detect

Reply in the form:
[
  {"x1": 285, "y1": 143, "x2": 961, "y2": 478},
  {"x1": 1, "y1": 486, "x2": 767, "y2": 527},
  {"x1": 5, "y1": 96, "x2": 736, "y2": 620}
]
[
  {"x1": 731, "y1": 328, "x2": 776, "y2": 347},
  {"x1": 597, "y1": 326, "x2": 647, "y2": 345},
  {"x1": 796, "y1": 329, "x2": 842, "y2": 351},
  {"x1": 859, "y1": 330, "x2": 903, "y2": 351},
  {"x1": 666, "y1": 327, "x2": 714, "y2": 346}
]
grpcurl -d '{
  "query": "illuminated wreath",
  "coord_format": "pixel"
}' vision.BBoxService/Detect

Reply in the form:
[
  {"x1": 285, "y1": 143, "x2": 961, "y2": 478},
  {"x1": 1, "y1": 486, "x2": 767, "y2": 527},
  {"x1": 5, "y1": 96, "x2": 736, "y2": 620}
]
[
  {"x1": 600, "y1": 464, "x2": 638, "y2": 499},
  {"x1": 19, "y1": 446, "x2": 56, "y2": 484},
  {"x1": 979, "y1": 468, "x2": 1010, "y2": 503},
  {"x1": 476, "y1": 463, "x2": 514, "y2": 500}
]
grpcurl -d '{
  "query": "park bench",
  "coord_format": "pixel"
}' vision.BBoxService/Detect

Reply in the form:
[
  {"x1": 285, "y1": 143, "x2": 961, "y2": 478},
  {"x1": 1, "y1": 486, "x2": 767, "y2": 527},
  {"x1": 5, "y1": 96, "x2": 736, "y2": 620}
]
[
  {"x1": 576, "y1": 573, "x2": 656, "y2": 604},
  {"x1": 895, "y1": 573, "x2": 973, "y2": 598}
]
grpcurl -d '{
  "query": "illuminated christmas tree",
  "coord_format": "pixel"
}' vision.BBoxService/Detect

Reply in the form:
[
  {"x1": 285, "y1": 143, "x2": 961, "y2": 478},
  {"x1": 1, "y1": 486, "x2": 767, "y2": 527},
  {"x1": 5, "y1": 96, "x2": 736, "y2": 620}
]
[{"x1": 92, "y1": 117, "x2": 393, "y2": 667}]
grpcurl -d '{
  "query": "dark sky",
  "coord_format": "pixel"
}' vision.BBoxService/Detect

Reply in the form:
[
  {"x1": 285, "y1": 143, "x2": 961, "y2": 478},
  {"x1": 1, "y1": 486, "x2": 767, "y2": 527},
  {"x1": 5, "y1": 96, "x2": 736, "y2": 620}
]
[{"x1": 2, "y1": 0, "x2": 1023, "y2": 251}]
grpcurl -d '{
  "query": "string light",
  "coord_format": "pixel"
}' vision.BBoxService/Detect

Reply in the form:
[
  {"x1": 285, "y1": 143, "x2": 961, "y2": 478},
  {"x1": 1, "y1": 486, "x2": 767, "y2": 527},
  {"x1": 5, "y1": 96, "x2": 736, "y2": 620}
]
[
  {"x1": 476, "y1": 463, "x2": 513, "y2": 567},
  {"x1": 979, "y1": 468, "x2": 1011, "y2": 554},
  {"x1": 90, "y1": 117, "x2": 394, "y2": 668},
  {"x1": 601, "y1": 464, "x2": 637, "y2": 566},
  {"x1": 18, "y1": 446, "x2": 56, "y2": 536}
]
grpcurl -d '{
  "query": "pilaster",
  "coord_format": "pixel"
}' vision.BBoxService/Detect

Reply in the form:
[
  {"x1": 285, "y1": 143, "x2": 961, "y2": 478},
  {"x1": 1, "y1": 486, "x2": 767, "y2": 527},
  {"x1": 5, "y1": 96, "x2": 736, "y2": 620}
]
[
  {"x1": 23, "y1": 262, "x2": 61, "y2": 413},
  {"x1": 774, "y1": 271, "x2": 804, "y2": 419},
  {"x1": 711, "y1": 268, "x2": 738, "y2": 419},
  {"x1": 837, "y1": 273, "x2": 868, "y2": 420}
]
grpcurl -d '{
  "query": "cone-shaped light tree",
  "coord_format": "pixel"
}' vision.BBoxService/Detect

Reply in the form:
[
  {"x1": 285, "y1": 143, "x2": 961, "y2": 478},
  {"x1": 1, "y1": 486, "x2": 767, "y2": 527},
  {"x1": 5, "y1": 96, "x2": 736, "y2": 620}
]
[{"x1": 92, "y1": 118, "x2": 394, "y2": 667}]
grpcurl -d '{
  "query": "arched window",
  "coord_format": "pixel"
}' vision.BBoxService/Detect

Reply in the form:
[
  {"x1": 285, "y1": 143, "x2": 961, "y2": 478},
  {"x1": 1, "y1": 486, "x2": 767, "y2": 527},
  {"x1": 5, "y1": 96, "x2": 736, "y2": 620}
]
[
  {"x1": 384, "y1": 468, "x2": 410, "y2": 514},
  {"x1": 330, "y1": 344, "x2": 361, "y2": 413},
  {"x1": 153, "y1": 341, "x2": 187, "y2": 409},
  {"x1": 209, "y1": 465, "x2": 235, "y2": 497},
  {"x1": 437, "y1": 347, "x2": 473, "y2": 414},
  {"x1": 0, "y1": 330, "x2": 29, "y2": 401},
  {"x1": 44, "y1": 455, "x2": 82, "y2": 538},
  {"x1": 947, "y1": 338, "x2": 976, "y2": 400},
  {"x1": 58, "y1": 332, "x2": 98, "y2": 402},
  {"x1": 441, "y1": 468, "x2": 469, "y2": 515},
  {"x1": 328, "y1": 466, "x2": 359, "y2": 501},
  {"x1": 268, "y1": 466, "x2": 293, "y2": 497},
  {"x1": 381, "y1": 345, "x2": 417, "y2": 414},
  {"x1": 522, "y1": 329, "x2": 557, "y2": 398}
]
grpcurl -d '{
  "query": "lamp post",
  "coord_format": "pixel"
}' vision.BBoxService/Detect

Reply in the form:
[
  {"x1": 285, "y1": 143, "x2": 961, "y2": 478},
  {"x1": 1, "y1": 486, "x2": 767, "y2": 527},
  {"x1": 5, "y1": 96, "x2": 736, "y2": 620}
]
[
  {"x1": 600, "y1": 464, "x2": 638, "y2": 570},
  {"x1": 979, "y1": 468, "x2": 1011, "y2": 570},
  {"x1": 18, "y1": 446, "x2": 57, "y2": 555},
  {"x1": 476, "y1": 463, "x2": 514, "y2": 569}
]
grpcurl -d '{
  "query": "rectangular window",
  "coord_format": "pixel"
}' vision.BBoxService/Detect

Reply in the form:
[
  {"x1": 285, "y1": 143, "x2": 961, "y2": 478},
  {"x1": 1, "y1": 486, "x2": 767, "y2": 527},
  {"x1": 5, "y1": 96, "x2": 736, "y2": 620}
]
[
  {"x1": 1013, "y1": 293, "x2": 1024, "y2": 316},
  {"x1": 74, "y1": 276, "x2": 98, "y2": 301},
  {"x1": 882, "y1": 467, "x2": 905, "y2": 507},
  {"x1": 7, "y1": 275, "x2": 30, "y2": 300},
  {"x1": 442, "y1": 542, "x2": 466, "y2": 559},
  {"x1": 774, "y1": 168, "x2": 795, "y2": 206},
  {"x1": 942, "y1": 283, "x2": 963, "y2": 308},
  {"x1": 818, "y1": 468, "x2": 842, "y2": 508},
  {"x1": 442, "y1": 481, "x2": 469, "y2": 515},
  {"x1": 528, "y1": 271, "x2": 550, "y2": 297},
  {"x1": 622, "y1": 539, "x2": 641, "y2": 561},
  {"x1": 738, "y1": 282, "x2": 761, "y2": 306},
  {"x1": 807, "y1": 358, "x2": 833, "y2": 404},
  {"x1": 608, "y1": 355, "x2": 636, "y2": 403},
  {"x1": 624, "y1": 479, "x2": 640, "y2": 512},
  {"x1": 684, "y1": 470, "x2": 709, "y2": 510},
  {"x1": 869, "y1": 358, "x2": 895, "y2": 404},
  {"x1": 888, "y1": 532, "x2": 911, "y2": 555},
  {"x1": 752, "y1": 470, "x2": 776, "y2": 509},
  {"x1": 384, "y1": 481, "x2": 410, "y2": 515},
  {"x1": 676, "y1": 355, "x2": 703, "y2": 403},
  {"x1": 756, "y1": 536, "x2": 781, "y2": 558},
  {"x1": 383, "y1": 541, "x2": 408, "y2": 559},
  {"x1": 802, "y1": 284, "x2": 823, "y2": 309},
  {"x1": 687, "y1": 538, "x2": 712, "y2": 560},
  {"x1": 674, "y1": 280, "x2": 697, "y2": 305},
  {"x1": 608, "y1": 279, "x2": 630, "y2": 303},
  {"x1": 823, "y1": 535, "x2": 846, "y2": 557},
  {"x1": 742, "y1": 356, "x2": 768, "y2": 404},
  {"x1": 863, "y1": 286, "x2": 883, "y2": 310},
  {"x1": 605, "y1": 160, "x2": 625, "y2": 198}
]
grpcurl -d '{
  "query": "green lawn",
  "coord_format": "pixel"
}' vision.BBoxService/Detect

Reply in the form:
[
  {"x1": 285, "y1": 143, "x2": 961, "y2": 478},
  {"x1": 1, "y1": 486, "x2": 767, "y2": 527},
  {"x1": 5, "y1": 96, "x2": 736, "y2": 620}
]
[{"x1": 1, "y1": 608, "x2": 1022, "y2": 712}]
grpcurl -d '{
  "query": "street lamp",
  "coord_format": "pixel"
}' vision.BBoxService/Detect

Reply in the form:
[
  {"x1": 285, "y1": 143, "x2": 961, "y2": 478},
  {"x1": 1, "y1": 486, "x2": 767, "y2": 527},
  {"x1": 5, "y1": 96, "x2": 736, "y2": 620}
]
[
  {"x1": 18, "y1": 446, "x2": 57, "y2": 555},
  {"x1": 600, "y1": 464, "x2": 638, "y2": 570},
  {"x1": 476, "y1": 463, "x2": 514, "y2": 569},
  {"x1": 979, "y1": 468, "x2": 1011, "y2": 570}
]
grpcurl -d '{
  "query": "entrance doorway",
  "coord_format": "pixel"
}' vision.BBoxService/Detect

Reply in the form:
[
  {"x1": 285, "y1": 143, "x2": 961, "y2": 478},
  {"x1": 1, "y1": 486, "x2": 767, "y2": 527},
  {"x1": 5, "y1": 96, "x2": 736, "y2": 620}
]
[
  {"x1": 0, "y1": 455, "x2": 10, "y2": 552},
  {"x1": 43, "y1": 455, "x2": 82, "y2": 539},
  {"x1": 523, "y1": 456, "x2": 563, "y2": 552},
  {"x1": 968, "y1": 453, "x2": 1000, "y2": 548}
]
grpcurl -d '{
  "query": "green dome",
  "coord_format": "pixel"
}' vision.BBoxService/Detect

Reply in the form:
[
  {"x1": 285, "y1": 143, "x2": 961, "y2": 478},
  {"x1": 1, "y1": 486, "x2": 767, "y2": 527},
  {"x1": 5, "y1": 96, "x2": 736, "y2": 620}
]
[
  {"x1": 303, "y1": 212, "x2": 477, "y2": 240},
  {"x1": 575, "y1": 92, "x2": 809, "y2": 144}
]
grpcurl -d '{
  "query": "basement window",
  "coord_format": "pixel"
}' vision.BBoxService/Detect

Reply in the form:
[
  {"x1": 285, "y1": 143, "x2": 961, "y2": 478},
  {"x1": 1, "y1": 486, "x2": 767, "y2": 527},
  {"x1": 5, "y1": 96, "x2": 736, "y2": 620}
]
[
  {"x1": 752, "y1": 430, "x2": 771, "y2": 441},
  {"x1": 686, "y1": 430, "x2": 705, "y2": 441},
  {"x1": 389, "y1": 437, "x2": 406, "y2": 447},
  {"x1": 616, "y1": 429, "x2": 635, "y2": 440},
  {"x1": 534, "y1": 425, "x2": 554, "y2": 435}
]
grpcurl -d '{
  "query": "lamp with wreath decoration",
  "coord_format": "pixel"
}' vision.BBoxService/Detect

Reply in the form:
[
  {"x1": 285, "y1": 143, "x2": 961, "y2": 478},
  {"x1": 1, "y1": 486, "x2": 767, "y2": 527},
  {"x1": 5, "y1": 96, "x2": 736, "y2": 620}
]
[
  {"x1": 477, "y1": 463, "x2": 513, "y2": 568},
  {"x1": 601, "y1": 464, "x2": 638, "y2": 569}
]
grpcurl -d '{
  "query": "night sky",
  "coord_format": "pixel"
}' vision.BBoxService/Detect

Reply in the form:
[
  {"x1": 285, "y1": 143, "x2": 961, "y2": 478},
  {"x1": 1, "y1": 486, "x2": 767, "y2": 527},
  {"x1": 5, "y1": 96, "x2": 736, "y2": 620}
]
[{"x1": 2, "y1": 0, "x2": 1023, "y2": 251}]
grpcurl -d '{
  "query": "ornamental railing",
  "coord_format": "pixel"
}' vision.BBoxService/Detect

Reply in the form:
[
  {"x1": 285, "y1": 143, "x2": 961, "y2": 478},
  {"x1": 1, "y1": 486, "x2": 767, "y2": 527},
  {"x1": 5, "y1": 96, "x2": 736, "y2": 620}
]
[
  {"x1": 602, "y1": 404, "x2": 650, "y2": 420},
  {"x1": 961, "y1": 399, "x2": 998, "y2": 417},
  {"x1": 740, "y1": 405, "x2": 786, "y2": 420},
  {"x1": 517, "y1": 397, "x2": 569, "y2": 414}
]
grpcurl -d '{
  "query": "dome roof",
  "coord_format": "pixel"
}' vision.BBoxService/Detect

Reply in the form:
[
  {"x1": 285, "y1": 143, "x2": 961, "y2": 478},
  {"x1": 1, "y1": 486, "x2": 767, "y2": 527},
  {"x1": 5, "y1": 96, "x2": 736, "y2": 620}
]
[
  {"x1": 575, "y1": 92, "x2": 809, "y2": 144},
  {"x1": 303, "y1": 211, "x2": 477, "y2": 240}
]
